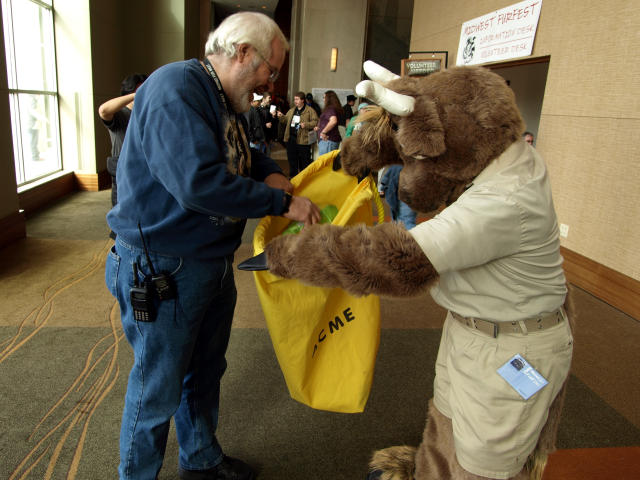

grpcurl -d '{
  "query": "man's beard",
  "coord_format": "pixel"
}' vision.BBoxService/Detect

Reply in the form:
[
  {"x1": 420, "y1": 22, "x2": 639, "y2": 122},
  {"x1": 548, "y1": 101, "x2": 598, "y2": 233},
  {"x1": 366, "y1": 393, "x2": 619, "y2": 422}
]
[{"x1": 228, "y1": 61, "x2": 260, "y2": 113}]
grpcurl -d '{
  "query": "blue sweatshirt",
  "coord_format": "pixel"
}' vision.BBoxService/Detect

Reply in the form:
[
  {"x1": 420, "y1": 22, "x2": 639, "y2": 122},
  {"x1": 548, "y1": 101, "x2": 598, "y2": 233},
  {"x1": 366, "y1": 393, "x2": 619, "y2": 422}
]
[{"x1": 107, "y1": 59, "x2": 287, "y2": 258}]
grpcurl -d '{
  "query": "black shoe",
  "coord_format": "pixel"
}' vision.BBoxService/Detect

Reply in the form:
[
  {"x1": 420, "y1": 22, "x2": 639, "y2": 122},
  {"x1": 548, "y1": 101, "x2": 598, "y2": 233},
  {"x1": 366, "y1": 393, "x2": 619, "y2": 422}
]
[{"x1": 178, "y1": 456, "x2": 255, "y2": 480}]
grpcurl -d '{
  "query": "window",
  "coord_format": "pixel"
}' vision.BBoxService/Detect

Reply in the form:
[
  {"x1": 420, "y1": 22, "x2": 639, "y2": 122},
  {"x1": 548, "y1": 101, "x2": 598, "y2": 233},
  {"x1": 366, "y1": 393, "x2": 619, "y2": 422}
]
[{"x1": 2, "y1": 0, "x2": 61, "y2": 187}]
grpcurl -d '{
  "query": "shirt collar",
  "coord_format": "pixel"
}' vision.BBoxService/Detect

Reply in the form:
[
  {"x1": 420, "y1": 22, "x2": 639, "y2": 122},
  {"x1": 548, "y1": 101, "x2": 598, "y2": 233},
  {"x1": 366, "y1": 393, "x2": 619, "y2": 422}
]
[{"x1": 471, "y1": 139, "x2": 526, "y2": 186}]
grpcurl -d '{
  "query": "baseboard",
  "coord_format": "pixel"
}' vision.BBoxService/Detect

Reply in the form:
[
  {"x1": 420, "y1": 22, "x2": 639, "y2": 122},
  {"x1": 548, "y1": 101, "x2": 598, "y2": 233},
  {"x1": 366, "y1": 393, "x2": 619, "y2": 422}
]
[
  {"x1": 18, "y1": 172, "x2": 76, "y2": 215},
  {"x1": 562, "y1": 246, "x2": 640, "y2": 320},
  {"x1": 8, "y1": 173, "x2": 640, "y2": 321},
  {"x1": 75, "y1": 170, "x2": 111, "y2": 191},
  {"x1": 0, "y1": 210, "x2": 26, "y2": 249}
]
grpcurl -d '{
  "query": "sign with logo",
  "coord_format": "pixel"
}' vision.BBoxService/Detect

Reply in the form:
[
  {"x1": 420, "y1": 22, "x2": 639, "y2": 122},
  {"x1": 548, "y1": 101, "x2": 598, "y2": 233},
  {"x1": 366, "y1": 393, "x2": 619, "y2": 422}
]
[{"x1": 456, "y1": 0, "x2": 542, "y2": 66}]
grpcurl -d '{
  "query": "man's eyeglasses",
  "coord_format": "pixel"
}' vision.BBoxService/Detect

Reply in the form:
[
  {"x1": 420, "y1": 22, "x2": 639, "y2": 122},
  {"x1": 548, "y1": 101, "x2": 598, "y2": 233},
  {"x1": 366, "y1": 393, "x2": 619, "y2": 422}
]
[{"x1": 253, "y1": 48, "x2": 279, "y2": 83}]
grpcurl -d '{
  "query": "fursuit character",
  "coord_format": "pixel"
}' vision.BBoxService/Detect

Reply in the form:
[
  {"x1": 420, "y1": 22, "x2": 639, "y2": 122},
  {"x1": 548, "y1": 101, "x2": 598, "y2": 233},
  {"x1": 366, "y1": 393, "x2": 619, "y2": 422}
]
[{"x1": 264, "y1": 61, "x2": 573, "y2": 480}]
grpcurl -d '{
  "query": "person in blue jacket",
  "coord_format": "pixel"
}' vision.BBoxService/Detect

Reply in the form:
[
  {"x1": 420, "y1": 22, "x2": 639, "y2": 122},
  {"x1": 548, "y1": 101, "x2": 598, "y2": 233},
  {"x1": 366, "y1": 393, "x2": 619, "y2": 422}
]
[
  {"x1": 105, "y1": 12, "x2": 320, "y2": 480},
  {"x1": 378, "y1": 164, "x2": 417, "y2": 230}
]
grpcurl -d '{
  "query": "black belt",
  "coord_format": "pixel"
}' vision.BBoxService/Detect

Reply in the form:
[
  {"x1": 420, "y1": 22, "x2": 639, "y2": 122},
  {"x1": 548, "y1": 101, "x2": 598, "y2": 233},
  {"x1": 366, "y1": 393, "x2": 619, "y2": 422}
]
[{"x1": 451, "y1": 309, "x2": 564, "y2": 338}]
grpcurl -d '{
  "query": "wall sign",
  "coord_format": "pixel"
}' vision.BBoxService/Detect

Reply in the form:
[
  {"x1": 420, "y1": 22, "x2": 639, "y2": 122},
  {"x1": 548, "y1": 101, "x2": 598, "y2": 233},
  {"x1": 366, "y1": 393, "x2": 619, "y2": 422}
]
[
  {"x1": 401, "y1": 52, "x2": 448, "y2": 77},
  {"x1": 456, "y1": 0, "x2": 542, "y2": 66}
]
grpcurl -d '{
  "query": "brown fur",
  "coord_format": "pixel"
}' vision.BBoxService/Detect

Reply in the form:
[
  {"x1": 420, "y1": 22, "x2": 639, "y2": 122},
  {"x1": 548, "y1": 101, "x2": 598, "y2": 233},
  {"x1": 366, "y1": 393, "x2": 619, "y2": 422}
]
[
  {"x1": 266, "y1": 63, "x2": 568, "y2": 480},
  {"x1": 369, "y1": 288, "x2": 577, "y2": 480},
  {"x1": 411, "y1": 400, "x2": 530, "y2": 480},
  {"x1": 370, "y1": 446, "x2": 417, "y2": 480},
  {"x1": 341, "y1": 66, "x2": 524, "y2": 213},
  {"x1": 266, "y1": 222, "x2": 437, "y2": 297}
]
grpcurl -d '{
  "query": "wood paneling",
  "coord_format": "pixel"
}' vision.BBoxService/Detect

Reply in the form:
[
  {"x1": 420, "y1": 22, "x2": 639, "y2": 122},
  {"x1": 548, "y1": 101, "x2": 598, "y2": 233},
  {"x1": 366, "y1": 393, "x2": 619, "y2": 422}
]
[
  {"x1": 75, "y1": 170, "x2": 110, "y2": 191},
  {"x1": 562, "y1": 246, "x2": 640, "y2": 321},
  {"x1": 0, "y1": 211, "x2": 26, "y2": 249},
  {"x1": 18, "y1": 173, "x2": 76, "y2": 215}
]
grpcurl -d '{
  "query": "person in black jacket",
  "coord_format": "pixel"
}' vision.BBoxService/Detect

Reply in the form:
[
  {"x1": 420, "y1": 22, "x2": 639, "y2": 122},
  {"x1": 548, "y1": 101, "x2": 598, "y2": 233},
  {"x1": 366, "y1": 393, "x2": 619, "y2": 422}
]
[
  {"x1": 342, "y1": 94, "x2": 357, "y2": 126},
  {"x1": 259, "y1": 92, "x2": 278, "y2": 155},
  {"x1": 247, "y1": 93, "x2": 267, "y2": 153},
  {"x1": 306, "y1": 92, "x2": 321, "y2": 116}
]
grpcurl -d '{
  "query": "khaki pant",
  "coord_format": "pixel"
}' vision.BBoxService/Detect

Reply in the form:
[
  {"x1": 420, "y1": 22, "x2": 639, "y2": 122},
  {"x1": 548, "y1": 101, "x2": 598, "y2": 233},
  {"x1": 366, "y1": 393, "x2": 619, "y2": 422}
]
[{"x1": 433, "y1": 311, "x2": 573, "y2": 479}]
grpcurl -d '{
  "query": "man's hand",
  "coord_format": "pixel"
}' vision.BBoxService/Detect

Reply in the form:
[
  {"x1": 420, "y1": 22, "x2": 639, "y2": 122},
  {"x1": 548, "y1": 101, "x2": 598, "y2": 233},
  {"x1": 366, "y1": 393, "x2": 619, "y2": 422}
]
[
  {"x1": 284, "y1": 196, "x2": 321, "y2": 226},
  {"x1": 264, "y1": 173, "x2": 293, "y2": 193}
]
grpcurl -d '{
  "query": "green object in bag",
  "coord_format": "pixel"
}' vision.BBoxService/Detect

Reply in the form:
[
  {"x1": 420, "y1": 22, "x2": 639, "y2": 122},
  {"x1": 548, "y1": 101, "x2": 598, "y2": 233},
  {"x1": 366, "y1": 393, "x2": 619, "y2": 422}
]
[{"x1": 282, "y1": 204, "x2": 339, "y2": 235}]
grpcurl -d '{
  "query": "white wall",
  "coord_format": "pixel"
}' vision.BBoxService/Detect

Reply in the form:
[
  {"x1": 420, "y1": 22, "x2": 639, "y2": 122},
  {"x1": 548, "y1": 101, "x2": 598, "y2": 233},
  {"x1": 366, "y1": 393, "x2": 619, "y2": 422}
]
[
  {"x1": 295, "y1": 0, "x2": 368, "y2": 100},
  {"x1": 54, "y1": 0, "x2": 96, "y2": 174},
  {"x1": 493, "y1": 62, "x2": 550, "y2": 142}
]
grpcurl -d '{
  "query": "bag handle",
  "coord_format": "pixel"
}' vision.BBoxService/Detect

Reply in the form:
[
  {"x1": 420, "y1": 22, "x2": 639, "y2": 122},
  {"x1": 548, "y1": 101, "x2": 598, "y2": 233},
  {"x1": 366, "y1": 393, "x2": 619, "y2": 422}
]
[{"x1": 370, "y1": 175, "x2": 385, "y2": 225}]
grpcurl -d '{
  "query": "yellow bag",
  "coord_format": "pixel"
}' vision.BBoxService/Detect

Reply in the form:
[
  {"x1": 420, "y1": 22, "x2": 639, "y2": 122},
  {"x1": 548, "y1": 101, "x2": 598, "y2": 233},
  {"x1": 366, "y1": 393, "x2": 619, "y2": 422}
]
[{"x1": 252, "y1": 150, "x2": 384, "y2": 413}]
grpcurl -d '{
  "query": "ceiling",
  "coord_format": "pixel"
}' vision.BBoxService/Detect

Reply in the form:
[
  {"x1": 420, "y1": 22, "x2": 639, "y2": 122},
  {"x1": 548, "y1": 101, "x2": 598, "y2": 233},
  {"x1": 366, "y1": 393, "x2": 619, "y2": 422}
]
[{"x1": 212, "y1": 0, "x2": 280, "y2": 18}]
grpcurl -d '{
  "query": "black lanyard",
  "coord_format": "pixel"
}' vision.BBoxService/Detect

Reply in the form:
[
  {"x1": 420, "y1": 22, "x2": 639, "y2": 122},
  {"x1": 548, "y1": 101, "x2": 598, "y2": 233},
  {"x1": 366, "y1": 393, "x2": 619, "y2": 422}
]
[
  {"x1": 203, "y1": 58, "x2": 231, "y2": 115},
  {"x1": 201, "y1": 58, "x2": 250, "y2": 173}
]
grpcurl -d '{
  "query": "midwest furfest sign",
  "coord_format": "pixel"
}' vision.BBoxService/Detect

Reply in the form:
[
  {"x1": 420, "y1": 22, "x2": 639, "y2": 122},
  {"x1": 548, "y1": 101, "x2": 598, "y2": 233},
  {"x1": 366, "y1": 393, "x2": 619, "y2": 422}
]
[{"x1": 456, "y1": 0, "x2": 542, "y2": 66}]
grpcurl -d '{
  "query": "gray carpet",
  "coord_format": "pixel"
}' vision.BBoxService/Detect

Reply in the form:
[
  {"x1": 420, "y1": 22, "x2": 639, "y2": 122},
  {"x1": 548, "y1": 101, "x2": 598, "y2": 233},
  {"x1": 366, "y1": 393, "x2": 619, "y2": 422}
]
[
  {"x1": 2, "y1": 325, "x2": 639, "y2": 479},
  {"x1": 1, "y1": 189, "x2": 639, "y2": 479}
]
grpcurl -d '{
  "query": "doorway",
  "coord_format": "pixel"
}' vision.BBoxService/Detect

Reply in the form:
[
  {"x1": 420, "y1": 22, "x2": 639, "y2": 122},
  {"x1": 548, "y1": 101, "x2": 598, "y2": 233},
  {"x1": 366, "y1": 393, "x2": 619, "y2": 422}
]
[{"x1": 489, "y1": 56, "x2": 550, "y2": 146}]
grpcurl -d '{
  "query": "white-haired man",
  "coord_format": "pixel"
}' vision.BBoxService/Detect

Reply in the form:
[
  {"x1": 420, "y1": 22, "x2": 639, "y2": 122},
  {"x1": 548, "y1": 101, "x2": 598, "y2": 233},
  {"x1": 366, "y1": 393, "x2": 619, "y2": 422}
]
[{"x1": 106, "y1": 12, "x2": 320, "y2": 480}]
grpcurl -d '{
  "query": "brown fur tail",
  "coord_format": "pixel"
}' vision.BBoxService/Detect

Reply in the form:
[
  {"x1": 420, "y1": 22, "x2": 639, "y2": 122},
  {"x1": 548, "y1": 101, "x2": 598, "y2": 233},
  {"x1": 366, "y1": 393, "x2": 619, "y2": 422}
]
[
  {"x1": 524, "y1": 284, "x2": 576, "y2": 480},
  {"x1": 369, "y1": 446, "x2": 417, "y2": 480},
  {"x1": 523, "y1": 381, "x2": 567, "y2": 480}
]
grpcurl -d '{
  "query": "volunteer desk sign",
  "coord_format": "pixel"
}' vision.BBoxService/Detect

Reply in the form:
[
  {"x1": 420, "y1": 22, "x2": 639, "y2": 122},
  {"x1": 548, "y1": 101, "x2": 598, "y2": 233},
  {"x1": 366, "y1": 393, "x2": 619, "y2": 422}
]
[{"x1": 401, "y1": 52, "x2": 448, "y2": 77}]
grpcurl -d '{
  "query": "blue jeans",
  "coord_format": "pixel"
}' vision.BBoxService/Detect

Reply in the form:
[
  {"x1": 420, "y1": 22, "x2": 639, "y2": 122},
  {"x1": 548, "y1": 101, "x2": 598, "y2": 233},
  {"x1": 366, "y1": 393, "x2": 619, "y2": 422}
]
[
  {"x1": 250, "y1": 141, "x2": 269, "y2": 155},
  {"x1": 318, "y1": 139, "x2": 340, "y2": 156},
  {"x1": 396, "y1": 200, "x2": 417, "y2": 229},
  {"x1": 106, "y1": 238, "x2": 237, "y2": 479},
  {"x1": 380, "y1": 164, "x2": 417, "y2": 229}
]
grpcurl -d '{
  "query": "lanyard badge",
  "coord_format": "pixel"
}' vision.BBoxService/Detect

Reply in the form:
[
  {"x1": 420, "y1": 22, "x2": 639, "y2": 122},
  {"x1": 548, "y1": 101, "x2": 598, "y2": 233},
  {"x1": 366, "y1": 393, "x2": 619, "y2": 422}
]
[{"x1": 497, "y1": 354, "x2": 548, "y2": 400}]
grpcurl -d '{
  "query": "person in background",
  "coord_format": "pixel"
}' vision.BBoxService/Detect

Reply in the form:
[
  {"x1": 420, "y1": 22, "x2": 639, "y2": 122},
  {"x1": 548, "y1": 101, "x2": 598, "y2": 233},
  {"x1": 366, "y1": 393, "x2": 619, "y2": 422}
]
[
  {"x1": 271, "y1": 93, "x2": 289, "y2": 147},
  {"x1": 278, "y1": 91, "x2": 318, "y2": 177},
  {"x1": 315, "y1": 90, "x2": 344, "y2": 156},
  {"x1": 246, "y1": 93, "x2": 267, "y2": 153},
  {"x1": 98, "y1": 73, "x2": 148, "y2": 208},
  {"x1": 378, "y1": 165, "x2": 418, "y2": 230},
  {"x1": 523, "y1": 131, "x2": 535, "y2": 146},
  {"x1": 105, "y1": 12, "x2": 320, "y2": 480},
  {"x1": 259, "y1": 92, "x2": 277, "y2": 155},
  {"x1": 345, "y1": 102, "x2": 370, "y2": 137},
  {"x1": 342, "y1": 94, "x2": 357, "y2": 126},
  {"x1": 305, "y1": 92, "x2": 321, "y2": 116}
]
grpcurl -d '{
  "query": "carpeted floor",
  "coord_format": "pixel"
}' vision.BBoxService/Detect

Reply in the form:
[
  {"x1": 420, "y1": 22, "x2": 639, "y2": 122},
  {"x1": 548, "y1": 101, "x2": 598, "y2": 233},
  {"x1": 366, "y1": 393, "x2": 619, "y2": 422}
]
[{"x1": 0, "y1": 188, "x2": 639, "y2": 479}]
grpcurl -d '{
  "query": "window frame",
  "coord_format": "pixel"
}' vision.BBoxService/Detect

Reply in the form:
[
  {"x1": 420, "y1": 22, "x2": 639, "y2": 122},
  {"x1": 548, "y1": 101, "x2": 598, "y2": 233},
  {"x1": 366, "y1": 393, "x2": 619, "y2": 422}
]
[{"x1": 2, "y1": 0, "x2": 63, "y2": 188}]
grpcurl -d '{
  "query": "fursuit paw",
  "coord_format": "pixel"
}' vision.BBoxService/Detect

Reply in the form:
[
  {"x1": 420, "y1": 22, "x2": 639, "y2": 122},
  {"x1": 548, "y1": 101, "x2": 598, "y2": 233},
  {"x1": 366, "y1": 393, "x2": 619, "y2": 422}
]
[{"x1": 368, "y1": 446, "x2": 417, "y2": 480}]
